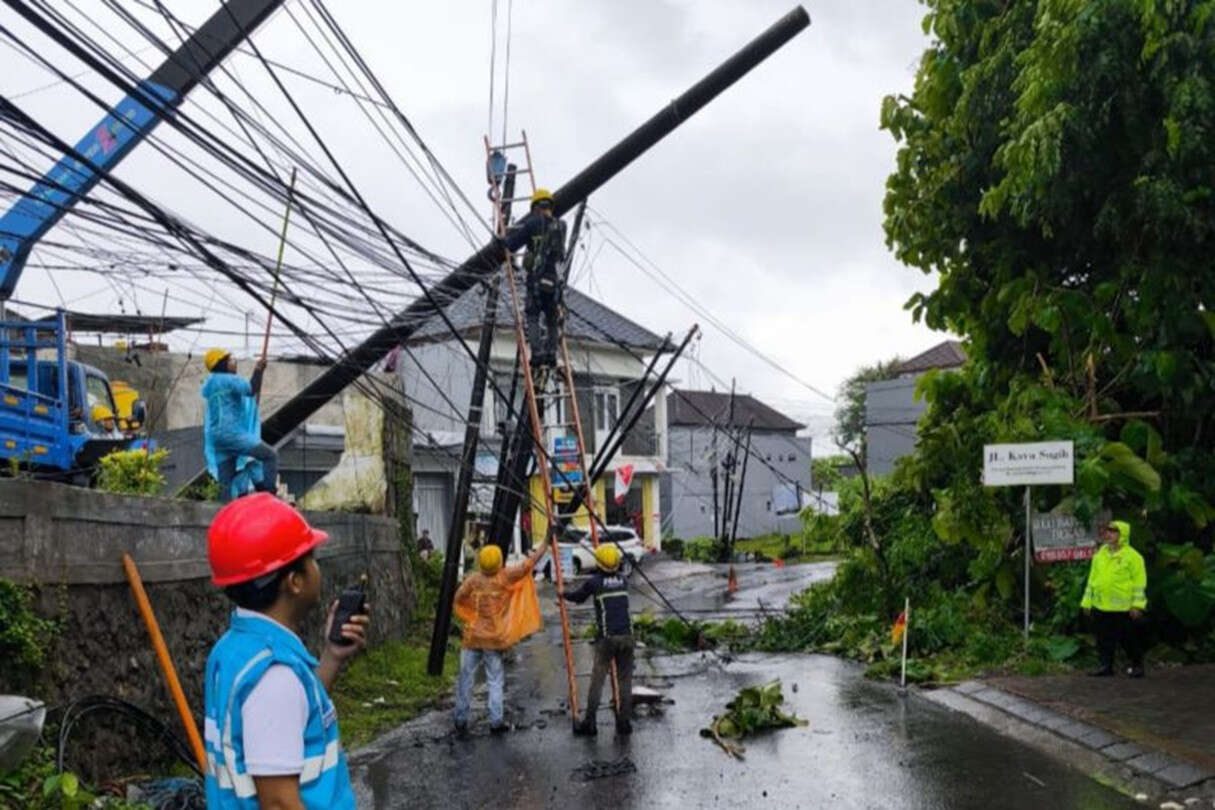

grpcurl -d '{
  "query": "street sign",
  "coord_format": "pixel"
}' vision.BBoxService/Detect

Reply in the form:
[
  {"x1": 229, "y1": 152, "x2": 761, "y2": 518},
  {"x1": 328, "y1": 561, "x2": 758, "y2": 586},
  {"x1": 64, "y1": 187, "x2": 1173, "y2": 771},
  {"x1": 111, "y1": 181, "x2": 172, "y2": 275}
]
[
  {"x1": 983, "y1": 441, "x2": 1074, "y2": 487},
  {"x1": 550, "y1": 436, "x2": 583, "y2": 487},
  {"x1": 981, "y1": 439, "x2": 1076, "y2": 639},
  {"x1": 1031, "y1": 511, "x2": 1106, "y2": 563}
]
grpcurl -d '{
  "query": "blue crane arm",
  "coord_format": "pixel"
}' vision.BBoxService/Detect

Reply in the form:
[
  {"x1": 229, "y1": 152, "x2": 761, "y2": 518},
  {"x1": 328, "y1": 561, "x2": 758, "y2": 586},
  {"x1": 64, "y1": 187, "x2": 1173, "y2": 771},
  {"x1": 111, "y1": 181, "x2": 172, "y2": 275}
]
[{"x1": 0, "y1": 0, "x2": 286, "y2": 300}]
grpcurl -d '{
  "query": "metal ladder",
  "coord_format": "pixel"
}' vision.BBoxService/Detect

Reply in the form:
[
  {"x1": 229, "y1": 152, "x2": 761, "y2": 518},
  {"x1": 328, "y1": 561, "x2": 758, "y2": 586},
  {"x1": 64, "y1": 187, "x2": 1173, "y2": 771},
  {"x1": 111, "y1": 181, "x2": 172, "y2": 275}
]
[{"x1": 501, "y1": 245, "x2": 621, "y2": 724}]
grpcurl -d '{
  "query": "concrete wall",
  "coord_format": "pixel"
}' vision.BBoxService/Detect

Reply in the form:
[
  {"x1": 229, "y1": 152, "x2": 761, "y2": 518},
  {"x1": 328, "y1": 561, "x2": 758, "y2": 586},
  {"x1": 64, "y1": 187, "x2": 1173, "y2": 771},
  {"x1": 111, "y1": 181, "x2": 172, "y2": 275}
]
[
  {"x1": 0, "y1": 481, "x2": 414, "y2": 774},
  {"x1": 864, "y1": 375, "x2": 924, "y2": 477},
  {"x1": 665, "y1": 428, "x2": 811, "y2": 539}
]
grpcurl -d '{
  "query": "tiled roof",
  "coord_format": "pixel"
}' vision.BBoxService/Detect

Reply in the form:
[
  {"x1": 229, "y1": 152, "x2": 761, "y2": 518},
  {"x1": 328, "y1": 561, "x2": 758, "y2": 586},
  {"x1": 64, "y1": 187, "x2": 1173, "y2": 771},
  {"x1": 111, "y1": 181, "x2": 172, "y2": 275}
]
[
  {"x1": 408, "y1": 273, "x2": 666, "y2": 351},
  {"x1": 893, "y1": 340, "x2": 966, "y2": 374},
  {"x1": 666, "y1": 389, "x2": 805, "y2": 432}
]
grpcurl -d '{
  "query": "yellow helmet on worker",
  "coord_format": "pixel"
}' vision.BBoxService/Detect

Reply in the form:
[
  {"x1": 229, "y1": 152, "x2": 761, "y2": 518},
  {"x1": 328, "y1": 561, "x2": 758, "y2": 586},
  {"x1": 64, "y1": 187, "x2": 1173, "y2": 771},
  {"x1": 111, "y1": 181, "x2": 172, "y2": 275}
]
[
  {"x1": 204, "y1": 348, "x2": 230, "y2": 372},
  {"x1": 90, "y1": 404, "x2": 114, "y2": 423},
  {"x1": 530, "y1": 188, "x2": 554, "y2": 208},
  {"x1": 478, "y1": 544, "x2": 503, "y2": 574},
  {"x1": 594, "y1": 544, "x2": 622, "y2": 572}
]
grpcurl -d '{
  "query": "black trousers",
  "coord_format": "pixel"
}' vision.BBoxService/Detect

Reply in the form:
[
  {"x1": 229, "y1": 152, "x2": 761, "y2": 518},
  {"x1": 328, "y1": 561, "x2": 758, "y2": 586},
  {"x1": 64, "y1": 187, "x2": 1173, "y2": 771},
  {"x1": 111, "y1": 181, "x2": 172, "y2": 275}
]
[
  {"x1": 526, "y1": 282, "x2": 559, "y2": 358},
  {"x1": 1092, "y1": 609, "x2": 1143, "y2": 670}
]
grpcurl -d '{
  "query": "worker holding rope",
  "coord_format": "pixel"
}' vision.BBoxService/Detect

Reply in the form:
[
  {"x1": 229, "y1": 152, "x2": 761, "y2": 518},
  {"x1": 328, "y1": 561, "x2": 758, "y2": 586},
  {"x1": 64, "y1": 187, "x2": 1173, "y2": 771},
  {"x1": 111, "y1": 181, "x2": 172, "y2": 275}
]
[
  {"x1": 521, "y1": 188, "x2": 566, "y2": 367},
  {"x1": 204, "y1": 494, "x2": 369, "y2": 810},
  {"x1": 202, "y1": 349, "x2": 278, "y2": 502}
]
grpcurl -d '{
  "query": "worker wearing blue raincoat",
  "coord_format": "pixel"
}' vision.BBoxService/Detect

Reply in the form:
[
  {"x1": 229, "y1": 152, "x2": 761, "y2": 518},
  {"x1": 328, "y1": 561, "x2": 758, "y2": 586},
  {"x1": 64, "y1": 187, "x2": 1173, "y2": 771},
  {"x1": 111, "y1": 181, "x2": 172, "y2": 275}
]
[{"x1": 202, "y1": 350, "x2": 278, "y2": 502}]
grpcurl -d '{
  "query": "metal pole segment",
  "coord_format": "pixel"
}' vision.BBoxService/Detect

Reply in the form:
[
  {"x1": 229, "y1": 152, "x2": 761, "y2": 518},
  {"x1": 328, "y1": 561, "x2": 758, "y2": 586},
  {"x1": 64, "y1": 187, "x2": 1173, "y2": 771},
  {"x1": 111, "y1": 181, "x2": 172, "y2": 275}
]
[
  {"x1": 426, "y1": 166, "x2": 516, "y2": 676},
  {"x1": 1025, "y1": 486, "x2": 1031, "y2": 639}
]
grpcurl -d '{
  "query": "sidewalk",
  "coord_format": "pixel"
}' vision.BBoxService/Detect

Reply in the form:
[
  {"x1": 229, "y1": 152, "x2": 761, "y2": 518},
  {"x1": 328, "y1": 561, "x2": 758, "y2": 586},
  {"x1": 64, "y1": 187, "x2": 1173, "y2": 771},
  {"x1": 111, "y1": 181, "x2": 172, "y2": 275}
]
[{"x1": 934, "y1": 665, "x2": 1215, "y2": 798}]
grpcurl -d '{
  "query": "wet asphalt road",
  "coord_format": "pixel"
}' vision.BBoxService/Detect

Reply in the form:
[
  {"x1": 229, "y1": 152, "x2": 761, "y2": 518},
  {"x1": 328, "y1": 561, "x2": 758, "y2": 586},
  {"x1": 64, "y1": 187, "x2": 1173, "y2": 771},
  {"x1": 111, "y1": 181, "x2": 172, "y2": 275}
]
[{"x1": 349, "y1": 562, "x2": 1144, "y2": 809}]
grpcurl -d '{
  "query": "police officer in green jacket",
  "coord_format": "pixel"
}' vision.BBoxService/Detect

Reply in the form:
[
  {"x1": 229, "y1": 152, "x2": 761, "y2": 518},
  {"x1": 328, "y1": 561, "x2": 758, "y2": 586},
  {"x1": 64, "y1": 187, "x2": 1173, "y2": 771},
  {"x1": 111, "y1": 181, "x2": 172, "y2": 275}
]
[{"x1": 1081, "y1": 520, "x2": 1147, "y2": 678}]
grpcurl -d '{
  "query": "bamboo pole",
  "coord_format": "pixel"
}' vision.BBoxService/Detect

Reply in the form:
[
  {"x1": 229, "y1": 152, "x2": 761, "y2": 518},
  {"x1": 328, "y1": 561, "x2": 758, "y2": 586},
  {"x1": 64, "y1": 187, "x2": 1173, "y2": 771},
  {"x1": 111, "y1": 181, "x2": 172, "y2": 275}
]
[
  {"x1": 260, "y1": 167, "x2": 298, "y2": 365},
  {"x1": 121, "y1": 553, "x2": 206, "y2": 772}
]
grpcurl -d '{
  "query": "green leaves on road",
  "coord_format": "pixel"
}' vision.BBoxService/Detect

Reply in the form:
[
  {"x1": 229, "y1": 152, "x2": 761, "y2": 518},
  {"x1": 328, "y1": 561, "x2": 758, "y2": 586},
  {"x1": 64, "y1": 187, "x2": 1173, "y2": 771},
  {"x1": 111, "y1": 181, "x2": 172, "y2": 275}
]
[{"x1": 700, "y1": 680, "x2": 806, "y2": 760}]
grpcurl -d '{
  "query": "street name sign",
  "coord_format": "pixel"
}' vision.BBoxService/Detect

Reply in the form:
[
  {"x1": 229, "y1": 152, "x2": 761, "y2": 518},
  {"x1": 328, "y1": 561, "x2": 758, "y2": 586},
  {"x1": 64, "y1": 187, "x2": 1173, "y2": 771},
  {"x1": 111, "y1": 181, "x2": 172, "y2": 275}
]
[{"x1": 983, "y1": 441, "x2": 1074, "y2": 487}]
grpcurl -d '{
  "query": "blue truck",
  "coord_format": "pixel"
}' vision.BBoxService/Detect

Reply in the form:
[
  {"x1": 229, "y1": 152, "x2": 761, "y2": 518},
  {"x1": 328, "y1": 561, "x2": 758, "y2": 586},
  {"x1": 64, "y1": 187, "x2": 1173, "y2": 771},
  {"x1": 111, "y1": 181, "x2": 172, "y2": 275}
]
[{"x1": 0, "y1": 311, "x2": 144, "y2": 482}]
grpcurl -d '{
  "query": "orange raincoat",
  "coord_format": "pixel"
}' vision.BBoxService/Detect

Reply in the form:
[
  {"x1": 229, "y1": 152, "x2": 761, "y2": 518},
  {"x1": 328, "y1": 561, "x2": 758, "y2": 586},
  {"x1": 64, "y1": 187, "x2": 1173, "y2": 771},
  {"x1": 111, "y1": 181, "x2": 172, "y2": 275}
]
[{"x1": 453, "y1": 552, "x2": 543, "y2": 650}]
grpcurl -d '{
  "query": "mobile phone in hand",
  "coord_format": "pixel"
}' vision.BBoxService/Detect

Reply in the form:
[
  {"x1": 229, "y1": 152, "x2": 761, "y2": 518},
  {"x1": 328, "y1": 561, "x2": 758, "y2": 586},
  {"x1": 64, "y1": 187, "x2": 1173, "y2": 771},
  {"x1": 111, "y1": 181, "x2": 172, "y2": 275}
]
[{"x1": 329, "y1": 575, "x2": 367, "y2": 646}]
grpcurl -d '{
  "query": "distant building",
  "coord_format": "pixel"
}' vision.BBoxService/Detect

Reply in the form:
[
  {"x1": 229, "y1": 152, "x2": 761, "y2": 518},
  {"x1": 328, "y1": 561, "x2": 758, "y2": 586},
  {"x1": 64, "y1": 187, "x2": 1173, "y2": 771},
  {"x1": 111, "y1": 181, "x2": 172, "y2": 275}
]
[
  {"x1": 864, "y1": 340, "x2": 965, "y2": 476},
  {"x1": 663, "y1": 389, "x2": 811, "y2": 540}
]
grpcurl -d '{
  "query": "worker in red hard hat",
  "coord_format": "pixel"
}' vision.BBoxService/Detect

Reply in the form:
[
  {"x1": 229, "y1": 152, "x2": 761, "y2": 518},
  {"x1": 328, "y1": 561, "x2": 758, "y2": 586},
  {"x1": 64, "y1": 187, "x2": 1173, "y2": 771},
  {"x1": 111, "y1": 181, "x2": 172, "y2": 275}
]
[{"x1": 203, "y1": 493, "x2": 369, "y2": 810}]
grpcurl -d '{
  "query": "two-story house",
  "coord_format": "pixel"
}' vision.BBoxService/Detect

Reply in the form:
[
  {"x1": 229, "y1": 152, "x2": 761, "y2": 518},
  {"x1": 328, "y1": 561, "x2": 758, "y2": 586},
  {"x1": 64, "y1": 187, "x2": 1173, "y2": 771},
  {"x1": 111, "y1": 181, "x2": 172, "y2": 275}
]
[
  {"x1": 864, "y1": 339, "x2": 966, "y2": 476},
  {"x1": 664, "y1": 389, "x2": 811, "y2": 540},
  {"x1": 402, "y1": 274, "x2": 670, "y2": 551}
]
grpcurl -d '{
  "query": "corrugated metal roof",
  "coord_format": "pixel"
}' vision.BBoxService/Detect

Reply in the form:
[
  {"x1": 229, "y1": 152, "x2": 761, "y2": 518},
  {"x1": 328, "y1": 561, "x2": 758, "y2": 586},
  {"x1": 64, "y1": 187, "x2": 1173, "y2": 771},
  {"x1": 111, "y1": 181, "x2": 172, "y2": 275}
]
[
  {"x1": 893, "y1": 340, "x2": 966, "y2": 374},
  {"x1": 666, "y1": 389, "x2": 805, "y2": 432},
  {"x1": 407, "y1": 272, "x2": 666, "y2": 351}
]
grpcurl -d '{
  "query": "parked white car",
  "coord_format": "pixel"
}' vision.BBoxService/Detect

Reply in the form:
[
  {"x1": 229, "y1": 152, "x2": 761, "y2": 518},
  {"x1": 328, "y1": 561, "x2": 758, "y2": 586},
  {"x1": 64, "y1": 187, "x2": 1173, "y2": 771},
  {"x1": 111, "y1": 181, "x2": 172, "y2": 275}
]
[{"x1": 539, "y1": 525, "x2": 647, "y2": 578}]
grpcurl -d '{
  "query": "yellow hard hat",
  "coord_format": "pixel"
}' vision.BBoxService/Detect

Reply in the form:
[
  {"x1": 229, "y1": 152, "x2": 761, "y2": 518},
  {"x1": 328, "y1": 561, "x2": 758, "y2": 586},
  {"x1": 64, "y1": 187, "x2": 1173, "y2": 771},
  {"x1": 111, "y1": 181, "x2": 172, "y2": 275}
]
[
  {"x1": 478, "y1": 544, "x2": 503, "y2": 574},
  {"x1": 594, "y1": 544, "x2": 622, "y2": 571},
  {"x1": 204, "y1": 348, "x2": 230, "y2": 372},
  {"x1": 530, "y1": 188, "x2": 554, "y2": 206},
  {"x1": 91, "y1": 404, "x2": 115, "y2": 422}
]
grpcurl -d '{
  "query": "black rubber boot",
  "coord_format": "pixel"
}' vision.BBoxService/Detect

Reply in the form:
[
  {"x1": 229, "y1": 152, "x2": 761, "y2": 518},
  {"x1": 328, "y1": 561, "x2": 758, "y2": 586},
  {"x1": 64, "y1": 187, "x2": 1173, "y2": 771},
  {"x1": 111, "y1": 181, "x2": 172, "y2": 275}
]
[
  {"x1": 572, "y1": 718, "x2": 598, "y2": 737},
  {"x1": 490, "y1": 723, "x2": 510, "y2": 735},
  {"x1": 615, "y1": 716, "x2": 633, "y2": 737}
]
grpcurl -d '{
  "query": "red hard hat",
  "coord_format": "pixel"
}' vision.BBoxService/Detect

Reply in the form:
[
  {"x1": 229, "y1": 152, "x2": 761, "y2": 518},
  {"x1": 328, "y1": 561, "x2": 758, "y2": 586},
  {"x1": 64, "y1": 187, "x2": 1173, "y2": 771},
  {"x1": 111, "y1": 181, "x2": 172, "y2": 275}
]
[{"x1": 207, "y1": 493, "x2": 329, "y2": 586}]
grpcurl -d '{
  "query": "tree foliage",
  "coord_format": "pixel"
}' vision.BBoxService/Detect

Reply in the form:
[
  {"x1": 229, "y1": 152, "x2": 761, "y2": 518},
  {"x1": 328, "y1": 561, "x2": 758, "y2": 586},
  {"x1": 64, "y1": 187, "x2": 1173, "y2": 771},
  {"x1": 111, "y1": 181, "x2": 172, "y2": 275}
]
[
  {"x1": 833, "y1": 357, "x2": 904, "y2": 448},
  {"x1": 781, "y1": 0, "x2": 1215, "y2": 672}
]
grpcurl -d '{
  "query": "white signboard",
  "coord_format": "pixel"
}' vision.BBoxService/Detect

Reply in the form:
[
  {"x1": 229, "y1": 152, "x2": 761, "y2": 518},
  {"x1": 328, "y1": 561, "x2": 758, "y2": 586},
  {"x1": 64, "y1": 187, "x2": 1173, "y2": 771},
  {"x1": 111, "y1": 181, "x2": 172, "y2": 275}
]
[{"x1": 983, "y1": 441, "x2": 1074, "y2": 487}]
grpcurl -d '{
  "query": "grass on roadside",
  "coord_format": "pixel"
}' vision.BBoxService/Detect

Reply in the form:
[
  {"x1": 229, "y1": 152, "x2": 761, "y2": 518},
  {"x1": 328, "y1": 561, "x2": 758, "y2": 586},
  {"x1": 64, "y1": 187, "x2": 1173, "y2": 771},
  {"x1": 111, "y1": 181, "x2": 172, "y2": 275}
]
[
  {"x1": 332, "y1": 634, "x2": 459, "y2": 749},
  {"x1": 734, "y1": 533, "x2": 838, "y2": 562}
]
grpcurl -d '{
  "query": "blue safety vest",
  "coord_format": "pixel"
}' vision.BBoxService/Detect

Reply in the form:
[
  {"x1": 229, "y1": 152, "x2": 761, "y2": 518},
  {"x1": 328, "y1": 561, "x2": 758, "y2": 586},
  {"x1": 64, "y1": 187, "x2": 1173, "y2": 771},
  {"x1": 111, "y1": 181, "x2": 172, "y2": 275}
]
[{"x1": 204, "y1": 610, "x2": 355, "y2": 810}]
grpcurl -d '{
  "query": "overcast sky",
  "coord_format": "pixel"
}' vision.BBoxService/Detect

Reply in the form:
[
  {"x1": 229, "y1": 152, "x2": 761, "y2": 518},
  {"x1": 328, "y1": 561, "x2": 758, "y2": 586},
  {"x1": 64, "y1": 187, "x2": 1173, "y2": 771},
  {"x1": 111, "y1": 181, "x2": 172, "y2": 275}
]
[{"x1": 2, "y1": 1, "x2": 946, "y2": 452}]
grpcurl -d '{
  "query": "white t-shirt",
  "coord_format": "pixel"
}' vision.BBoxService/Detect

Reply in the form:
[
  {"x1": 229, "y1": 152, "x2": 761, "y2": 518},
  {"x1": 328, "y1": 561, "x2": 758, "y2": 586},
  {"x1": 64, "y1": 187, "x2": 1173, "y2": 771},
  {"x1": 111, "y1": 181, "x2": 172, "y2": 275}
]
[{"x1": 236, "y1": 609, "x2": 310, "y2": 776}]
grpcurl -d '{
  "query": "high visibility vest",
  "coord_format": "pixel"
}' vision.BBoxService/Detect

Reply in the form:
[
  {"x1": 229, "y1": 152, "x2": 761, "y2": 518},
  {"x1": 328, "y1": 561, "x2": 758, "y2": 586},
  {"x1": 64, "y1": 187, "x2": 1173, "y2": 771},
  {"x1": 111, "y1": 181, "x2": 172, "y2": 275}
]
[
  {"x1": 1081, "y1": 544, "x2": 1147, "y2": 613},
  {"x1": 204, "y1": 611, "x2": 355, "y2": 810}
]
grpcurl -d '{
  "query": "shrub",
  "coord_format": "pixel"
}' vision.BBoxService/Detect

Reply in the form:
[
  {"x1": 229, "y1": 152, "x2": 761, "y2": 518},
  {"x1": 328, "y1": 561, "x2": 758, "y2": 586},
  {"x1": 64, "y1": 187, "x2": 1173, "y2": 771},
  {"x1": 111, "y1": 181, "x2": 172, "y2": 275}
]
[
  {"x1": 0, "y1": 579, "x2": 57, "y2": 691},
  {"x1": 95, "y1": 448, "x2": 168, "y2": 496}
]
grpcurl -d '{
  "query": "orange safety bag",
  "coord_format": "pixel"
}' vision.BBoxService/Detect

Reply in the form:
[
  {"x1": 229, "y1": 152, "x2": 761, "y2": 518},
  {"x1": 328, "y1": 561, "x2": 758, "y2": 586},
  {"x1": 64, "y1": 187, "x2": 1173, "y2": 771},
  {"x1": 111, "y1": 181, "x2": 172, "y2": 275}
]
[{"x1": 454, "y1": 568, "x2": 542, "y2": 650}]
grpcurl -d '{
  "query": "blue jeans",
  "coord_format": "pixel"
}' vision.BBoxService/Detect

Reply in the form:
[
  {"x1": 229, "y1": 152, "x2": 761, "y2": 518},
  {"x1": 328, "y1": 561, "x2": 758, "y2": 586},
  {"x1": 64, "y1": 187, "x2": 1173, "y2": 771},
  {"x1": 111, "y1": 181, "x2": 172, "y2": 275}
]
[{"x1": 454, "y1": 649, "x2": 504, "y2": 727}]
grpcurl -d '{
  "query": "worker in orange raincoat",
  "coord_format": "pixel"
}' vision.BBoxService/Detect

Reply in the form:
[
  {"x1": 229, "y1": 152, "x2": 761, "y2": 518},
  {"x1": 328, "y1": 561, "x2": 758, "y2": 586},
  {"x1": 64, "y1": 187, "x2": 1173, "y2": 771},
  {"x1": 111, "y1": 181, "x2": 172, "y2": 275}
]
[{"x1": 452, "y1": 535, "x2": 549, "y2": 735}]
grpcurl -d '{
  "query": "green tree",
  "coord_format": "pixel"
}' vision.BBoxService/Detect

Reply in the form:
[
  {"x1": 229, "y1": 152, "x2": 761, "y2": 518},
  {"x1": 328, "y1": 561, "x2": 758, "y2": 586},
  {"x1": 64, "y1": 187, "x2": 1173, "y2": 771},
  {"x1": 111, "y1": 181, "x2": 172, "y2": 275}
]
[{"x1": 833, "y1": 357, "x2": 904, "y2": 448}]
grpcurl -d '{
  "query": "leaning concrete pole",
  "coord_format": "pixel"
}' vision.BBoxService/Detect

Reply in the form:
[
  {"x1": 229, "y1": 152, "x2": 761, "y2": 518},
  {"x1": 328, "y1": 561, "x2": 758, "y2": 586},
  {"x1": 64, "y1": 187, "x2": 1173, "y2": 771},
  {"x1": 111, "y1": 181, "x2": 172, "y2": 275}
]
[{"x1": 259, "y1": 6, "x2": 811, "y2": 445}]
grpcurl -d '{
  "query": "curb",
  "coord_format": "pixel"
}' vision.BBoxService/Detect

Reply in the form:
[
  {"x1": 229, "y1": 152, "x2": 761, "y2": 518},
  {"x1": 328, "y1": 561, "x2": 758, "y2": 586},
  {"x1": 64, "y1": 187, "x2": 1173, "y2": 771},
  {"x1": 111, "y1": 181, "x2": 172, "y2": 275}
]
[{"x1": 925, "y1": 680, "x2": 1215, "y2": 802}]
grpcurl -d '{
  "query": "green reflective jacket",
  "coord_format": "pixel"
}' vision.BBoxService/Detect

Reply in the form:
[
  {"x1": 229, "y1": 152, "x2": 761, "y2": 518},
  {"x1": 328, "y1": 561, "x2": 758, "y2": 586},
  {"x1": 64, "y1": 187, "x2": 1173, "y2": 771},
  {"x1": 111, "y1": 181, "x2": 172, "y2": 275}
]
[{"x1": 1080, "y1": 520, "x2": 1147, "y2": 612}]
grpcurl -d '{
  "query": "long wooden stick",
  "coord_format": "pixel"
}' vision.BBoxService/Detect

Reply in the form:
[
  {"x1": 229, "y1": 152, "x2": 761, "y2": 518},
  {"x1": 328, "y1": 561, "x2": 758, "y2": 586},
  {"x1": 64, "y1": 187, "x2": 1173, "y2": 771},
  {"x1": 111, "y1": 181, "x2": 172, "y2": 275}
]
[
  {"x1": 121, "y1": 553, "x2": 207, "y2": 772},
  {"x1": 260, "y1": 167, "x2": 297, "y2": 364}
]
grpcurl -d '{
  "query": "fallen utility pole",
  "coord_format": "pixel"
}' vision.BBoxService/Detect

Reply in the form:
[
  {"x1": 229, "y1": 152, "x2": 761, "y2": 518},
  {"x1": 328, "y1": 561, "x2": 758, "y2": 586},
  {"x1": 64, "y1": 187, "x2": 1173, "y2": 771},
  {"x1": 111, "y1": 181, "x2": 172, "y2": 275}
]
[
  {"x1": 427, "y1": 167, "x2": 517, "y2": 676},
  {"x1": 258, "y1": 6, "x2": 811, "y2": 447}
]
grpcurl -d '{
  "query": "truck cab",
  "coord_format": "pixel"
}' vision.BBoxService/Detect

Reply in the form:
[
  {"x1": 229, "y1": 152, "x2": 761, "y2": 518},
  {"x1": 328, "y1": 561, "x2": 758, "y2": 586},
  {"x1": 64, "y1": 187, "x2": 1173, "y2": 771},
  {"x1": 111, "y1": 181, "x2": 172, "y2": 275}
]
[{"x1": 0, "y1": 312, "x2": 143, "y2": 481}]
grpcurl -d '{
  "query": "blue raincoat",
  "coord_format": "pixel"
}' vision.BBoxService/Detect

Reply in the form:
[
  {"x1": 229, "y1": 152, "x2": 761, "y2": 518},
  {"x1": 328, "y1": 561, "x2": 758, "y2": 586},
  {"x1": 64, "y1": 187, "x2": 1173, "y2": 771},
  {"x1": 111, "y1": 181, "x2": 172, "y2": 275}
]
[{"x1": 202, "y1": 372, "x2": 264, "y2": 499}]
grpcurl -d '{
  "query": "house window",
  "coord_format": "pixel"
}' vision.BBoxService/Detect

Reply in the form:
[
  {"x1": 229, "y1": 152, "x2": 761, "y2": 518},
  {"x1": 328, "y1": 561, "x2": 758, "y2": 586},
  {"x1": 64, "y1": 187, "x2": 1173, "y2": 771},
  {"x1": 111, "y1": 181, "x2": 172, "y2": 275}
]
[
  {"x1": 594, "y1": 388, "x2": 619, "y2": 432},
  {"x1": 593, "y1": 387, "x2": 619, "y2": 453}
]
